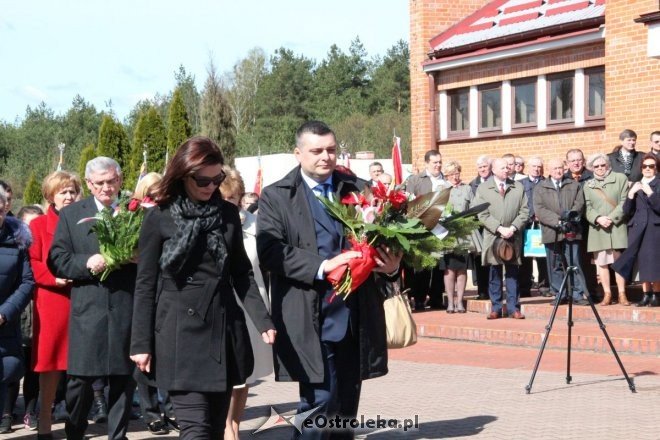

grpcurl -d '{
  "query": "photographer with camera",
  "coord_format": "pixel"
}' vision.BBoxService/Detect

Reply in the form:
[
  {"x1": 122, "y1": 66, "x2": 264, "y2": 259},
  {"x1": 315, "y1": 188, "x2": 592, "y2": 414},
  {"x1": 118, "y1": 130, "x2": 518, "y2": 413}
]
[{"x1": 533, "y1": 158, "x2": 590, "y2": 305}]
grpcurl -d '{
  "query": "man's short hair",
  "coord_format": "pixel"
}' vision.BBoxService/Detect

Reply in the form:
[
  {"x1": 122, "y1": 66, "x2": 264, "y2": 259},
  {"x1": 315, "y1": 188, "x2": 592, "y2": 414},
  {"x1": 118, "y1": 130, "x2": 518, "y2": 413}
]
[
  {"x1": 295, "y1": 120, "x2": 335, "y2": 147},
  {"x1": 565, "y1": 149, "x2": 584, "y2": 159},
  {"x1": 619, "y1": 129, "x2": 637, "y2": 141},
  {"x1": 501, "y1": 153, "x2": 515, "y2": 160},
  {"x1": 369, "y1": 161, "x2": 383, "y2": 169},
  {"x1": 424, "y1": 150, "x2": 440, "y2": 162},
  {"x1": 475, "y1": 155, "x2": 491, "y2": 166},
  {"x1": 0, "y1": 180, "x2": 12, "y2": 194},
  {"x1": 650, "y1": 131, "x2": 660, "y2": 139}
]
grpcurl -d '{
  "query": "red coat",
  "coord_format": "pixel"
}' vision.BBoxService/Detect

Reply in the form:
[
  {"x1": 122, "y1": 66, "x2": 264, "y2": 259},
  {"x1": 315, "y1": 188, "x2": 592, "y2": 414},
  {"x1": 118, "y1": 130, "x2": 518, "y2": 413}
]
[{"x1": 30, "y1": 205, "x2": 71, "y2": 372}]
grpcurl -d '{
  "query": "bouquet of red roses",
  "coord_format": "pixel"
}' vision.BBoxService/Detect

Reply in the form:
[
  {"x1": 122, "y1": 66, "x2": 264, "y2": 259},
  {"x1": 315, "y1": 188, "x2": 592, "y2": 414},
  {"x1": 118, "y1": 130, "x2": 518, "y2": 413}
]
[
  {"x1": 78, "y1": 195, "x2": 156, "y2": 281},
  {"x1": 319, "y1": 181, "x2": 480, "y2": 301}
]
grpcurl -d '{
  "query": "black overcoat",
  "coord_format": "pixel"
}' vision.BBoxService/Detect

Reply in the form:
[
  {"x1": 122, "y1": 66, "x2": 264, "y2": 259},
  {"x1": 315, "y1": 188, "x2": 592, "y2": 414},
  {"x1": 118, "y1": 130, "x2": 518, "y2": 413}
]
[
  {"x1": 130, "y1": 201, "x2": 273, "y2": 392},
  {"x1": 48, "y1": 196, "x2": 136, "y2": 376},
  {"x1": 607, "y1": 150, "x2": 646, "y2": 182},
  {"x1": 612, "y1": 178, "x2": 660, "y2": 282},
  {"x1": 256, "y1": 167, "x2": 388, "y2": 384}
]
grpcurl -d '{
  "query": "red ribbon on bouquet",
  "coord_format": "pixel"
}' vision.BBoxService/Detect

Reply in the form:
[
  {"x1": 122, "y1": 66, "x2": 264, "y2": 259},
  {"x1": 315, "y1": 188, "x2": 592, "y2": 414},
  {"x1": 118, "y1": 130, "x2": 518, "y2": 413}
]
[{"x1": 326, "y1": 238, "x2": 379, "y2": 302}]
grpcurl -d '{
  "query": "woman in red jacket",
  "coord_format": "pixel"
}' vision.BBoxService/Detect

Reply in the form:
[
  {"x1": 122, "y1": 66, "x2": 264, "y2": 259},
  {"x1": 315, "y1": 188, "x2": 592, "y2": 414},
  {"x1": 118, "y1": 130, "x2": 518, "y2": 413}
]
[{"x1": 29, "y1": 171, "x2": 81, "y2": 439}]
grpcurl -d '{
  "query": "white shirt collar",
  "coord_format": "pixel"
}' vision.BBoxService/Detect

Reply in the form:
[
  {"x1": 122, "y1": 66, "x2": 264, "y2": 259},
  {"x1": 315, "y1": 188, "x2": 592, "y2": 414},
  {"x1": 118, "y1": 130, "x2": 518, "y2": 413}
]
[{"x1": 300, "y1": 171, "x2": 332, "y2": 191}]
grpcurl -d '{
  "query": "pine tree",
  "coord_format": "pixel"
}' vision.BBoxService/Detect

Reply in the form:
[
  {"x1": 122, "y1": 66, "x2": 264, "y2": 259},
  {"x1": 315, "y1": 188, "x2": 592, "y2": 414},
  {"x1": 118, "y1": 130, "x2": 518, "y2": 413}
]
[
  {"x1": 167, "y1": 88, "x2": 191, "y2": 160},
  {"x1": 200, "y1": 59, "x2": 236, "y2": 165},
  {"x1": 78, "y1": 143, "x2": 96, "y2": 197},
  {"x1": 97, "y1": 115, "x2": 131, "y2": 170},
  {"x1": 127, "y1": 107, "x2": 167, "y2": 189},
  {"x1": 23, "y1": 172, "x2": 43, "y2": 205}
]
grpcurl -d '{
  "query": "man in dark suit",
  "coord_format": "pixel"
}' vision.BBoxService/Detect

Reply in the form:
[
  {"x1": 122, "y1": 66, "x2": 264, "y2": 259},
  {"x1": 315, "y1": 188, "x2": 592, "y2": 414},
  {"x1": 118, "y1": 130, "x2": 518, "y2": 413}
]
[
  {"x1": 48, "y1": 157, "x2": 136, "y2": 440},
  {"x1": 607, "y1": 129, "x2": 646, "y2": 183},
  {"x1": 402, "y1": 150, "x2": 447, "y2": 310},
  {"x1": 257, "y1": 121, "x2": 401, "y2": 439}
]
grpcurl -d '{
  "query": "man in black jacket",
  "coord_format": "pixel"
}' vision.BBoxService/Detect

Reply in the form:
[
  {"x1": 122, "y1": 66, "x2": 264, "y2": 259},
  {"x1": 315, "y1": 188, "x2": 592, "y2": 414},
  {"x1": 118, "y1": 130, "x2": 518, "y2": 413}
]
[
  {"x1": 48, "y1": 157, "x2": 135, "y2": 440},
  {"x1": 257, "y1": 121, "x2": 401, "y2": 439},
  {"x1": 607, "y1": 129, "x2": 646, "y2": 183}
]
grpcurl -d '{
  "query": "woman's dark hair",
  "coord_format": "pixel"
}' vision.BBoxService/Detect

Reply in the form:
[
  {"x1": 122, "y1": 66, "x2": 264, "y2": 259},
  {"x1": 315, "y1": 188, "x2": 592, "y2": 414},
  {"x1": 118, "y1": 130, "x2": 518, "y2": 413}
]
[
  {"x1": 640, "y1": 153, "x2": 659, "y2": 171},
  {"x1": 155, "y1": 136, "x2": 224, "y2": 204}
]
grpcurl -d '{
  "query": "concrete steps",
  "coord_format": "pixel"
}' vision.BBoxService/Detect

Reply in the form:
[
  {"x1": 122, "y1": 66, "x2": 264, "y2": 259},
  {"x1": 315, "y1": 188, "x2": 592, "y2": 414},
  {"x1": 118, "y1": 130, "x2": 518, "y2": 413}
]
[{"x1": 412, "y1": 295, "x2": 660, "y2": 356}]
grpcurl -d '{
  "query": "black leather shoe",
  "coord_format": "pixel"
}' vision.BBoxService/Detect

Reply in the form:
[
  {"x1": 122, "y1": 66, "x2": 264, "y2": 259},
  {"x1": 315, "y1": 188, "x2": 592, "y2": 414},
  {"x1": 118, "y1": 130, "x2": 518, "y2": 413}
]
[
  {"x1": 91, "y1": 395, "x2": 108, "y2": 423},
  {"x1": 650, "y1": 294, "x2": 660, "y2": 307},
  {"x1": 573, "y1": 299, "x2": 590, "y2": 306},
  {"x1": 164, "y1": 415, "x2": 180, "y2": 432},
  {"x1": 147, "y1": 420, "x2": 170, "y2": 435}
]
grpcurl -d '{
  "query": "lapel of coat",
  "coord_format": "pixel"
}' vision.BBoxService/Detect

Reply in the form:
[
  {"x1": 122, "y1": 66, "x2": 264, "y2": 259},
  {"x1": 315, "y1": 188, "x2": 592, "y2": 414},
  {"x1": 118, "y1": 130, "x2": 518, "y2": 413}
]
[
  {"x1": 289, "y1": 170, "x2": 320, "y2": 253},
  {"x1": 78, "y1": 196, "x2": 103, "y2": 251}
]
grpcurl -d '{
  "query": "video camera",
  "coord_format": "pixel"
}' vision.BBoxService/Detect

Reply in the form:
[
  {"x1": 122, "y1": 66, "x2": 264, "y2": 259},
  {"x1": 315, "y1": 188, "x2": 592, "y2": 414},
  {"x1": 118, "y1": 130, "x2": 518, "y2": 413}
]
[{"x1": 558, "y1": 210, "x2": 581, "y2": 238}]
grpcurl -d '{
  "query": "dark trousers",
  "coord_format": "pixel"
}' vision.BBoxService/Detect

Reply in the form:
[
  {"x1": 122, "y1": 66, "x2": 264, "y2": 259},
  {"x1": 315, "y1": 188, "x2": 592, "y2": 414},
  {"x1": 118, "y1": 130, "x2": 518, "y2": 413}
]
[
  {"x1": 411, "y1": 266, "x2": 445, "y2": 307},
  {"x1": 0, "y1": 356, "x2": 24, "y2": 417},
  {"x1": 4, "y1": 346, "x2": 38, "y2": 416},
  {"x1": 545, "y1": 241, "x2": 587, "y2": 301},
  {"x1": 169, "y1": 390, "x2": 231, "y2": 439},
  {"x1": 297, "y1": 330, "x2": 361, "y2": 440},
  {"x1": 65, "y1": 374, "x2": 135, "y2": 440},
  {"x1": 472, "y1": 256, "x2": 490, "y2": 296},
  {"x1": 488, "y1": 264, "x2": 520, "y2": 315},
  {"x1": 137, "y1": 382, "x2": 175, "y2": 424},
  {"x1": 519, "y1": 257, "x2": 549, "y2": 294}
]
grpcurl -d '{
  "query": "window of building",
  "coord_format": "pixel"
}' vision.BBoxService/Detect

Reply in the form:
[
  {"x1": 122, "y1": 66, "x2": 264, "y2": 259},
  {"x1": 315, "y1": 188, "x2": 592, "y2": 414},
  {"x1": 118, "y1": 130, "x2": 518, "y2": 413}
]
[
  {"x1": 448, "y1": 88, "x2": 469, "y2": 134},
  {"x1": 548, "y1": 72, "x2": 574, "y2": 123},
  {"x1": 479, "y1": 84, "x2": 501, "y2": 132},
  {"x1": 512, "y1": 79, "x2": 536, "y2": 127},
  {"x1": 586, "y1": 67, "x2": 605, "y2": 119}
]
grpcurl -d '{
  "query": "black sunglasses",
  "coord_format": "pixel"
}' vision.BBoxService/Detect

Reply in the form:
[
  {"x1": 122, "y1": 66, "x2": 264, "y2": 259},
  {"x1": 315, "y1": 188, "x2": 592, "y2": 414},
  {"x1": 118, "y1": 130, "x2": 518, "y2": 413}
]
[
  {"x1": 642, "y1": 164, "x2": 656, "y2": 170},
  {"x1": 190, "y1": 172, "x2": 226, "y2": 187}
]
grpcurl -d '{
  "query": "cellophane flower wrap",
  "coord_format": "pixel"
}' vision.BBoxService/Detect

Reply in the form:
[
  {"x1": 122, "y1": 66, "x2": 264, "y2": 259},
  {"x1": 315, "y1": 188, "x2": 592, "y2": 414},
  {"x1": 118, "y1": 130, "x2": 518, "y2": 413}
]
[
  {"x1": 318, "y1": 181, "x2": 480, "y2": 301},
  {"x1": 77, "y1": 195, "x2": 156, "y2": 281}
]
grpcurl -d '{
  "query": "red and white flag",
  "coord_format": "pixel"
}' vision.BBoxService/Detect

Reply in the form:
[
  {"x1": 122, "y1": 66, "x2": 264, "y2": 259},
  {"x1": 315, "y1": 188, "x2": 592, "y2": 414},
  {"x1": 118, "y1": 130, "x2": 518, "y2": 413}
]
[
  {"x1": 392, "y1": 136, "x2": 403, "y2": 185},
  {"x1": 253, "y1": 155, "x2": 263, "y2": 195}
]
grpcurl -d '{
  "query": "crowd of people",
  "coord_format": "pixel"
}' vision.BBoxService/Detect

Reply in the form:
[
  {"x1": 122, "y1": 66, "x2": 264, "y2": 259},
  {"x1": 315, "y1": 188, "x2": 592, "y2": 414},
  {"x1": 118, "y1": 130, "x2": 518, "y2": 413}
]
[
  {"x1": 0, "y1": 125, "x2": 657, "y2": 439},
  {"x1": 399, "y1": 129, "x2": 660, "y2": 319}
]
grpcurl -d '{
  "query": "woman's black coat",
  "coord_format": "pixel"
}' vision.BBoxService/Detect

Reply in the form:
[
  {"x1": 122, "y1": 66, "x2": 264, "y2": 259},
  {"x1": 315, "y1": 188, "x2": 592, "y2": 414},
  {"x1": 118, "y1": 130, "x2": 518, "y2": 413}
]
[
  {"x1": 130, "y1": 201, "x2": 273, "y2": 392},
  {"x1": 612, "y1": 178, "x2": 660, "y2": 282},
  {"x1": 0, "y1": 217, "x2": 34, "y2": 360}
]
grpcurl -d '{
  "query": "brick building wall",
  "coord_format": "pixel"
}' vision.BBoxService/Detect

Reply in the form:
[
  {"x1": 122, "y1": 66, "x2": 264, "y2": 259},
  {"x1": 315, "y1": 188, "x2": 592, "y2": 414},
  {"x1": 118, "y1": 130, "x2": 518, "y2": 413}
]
[
  {"x1": 409, "y1": 0, "x2": 489, "y2": 170},
  {"x1": 605, "y1": 0, "x2": 660, "y2": 147},
  {"x1": 410, "y1": 0, "x2": 660, "y2": 174}
]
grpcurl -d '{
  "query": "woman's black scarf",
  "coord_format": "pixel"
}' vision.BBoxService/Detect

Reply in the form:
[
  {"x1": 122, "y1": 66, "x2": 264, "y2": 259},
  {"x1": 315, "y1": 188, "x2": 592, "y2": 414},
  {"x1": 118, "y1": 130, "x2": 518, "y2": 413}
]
[{"x1": 159, "y1": 194, "x2": 227, "y2": 275}]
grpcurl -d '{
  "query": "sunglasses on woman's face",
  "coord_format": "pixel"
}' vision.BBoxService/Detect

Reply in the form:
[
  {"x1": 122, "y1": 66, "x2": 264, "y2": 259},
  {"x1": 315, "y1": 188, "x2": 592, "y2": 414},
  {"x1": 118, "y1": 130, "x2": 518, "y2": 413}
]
[
  {"x1": 593, "y1": 163, "x2": 607, "y2": 169},
  {"x1": 190, "y1": 172, "x2": 226, "y2": 187},
  {"x1": 642, "y1": 163, "x2": 657, "y2": 170}
]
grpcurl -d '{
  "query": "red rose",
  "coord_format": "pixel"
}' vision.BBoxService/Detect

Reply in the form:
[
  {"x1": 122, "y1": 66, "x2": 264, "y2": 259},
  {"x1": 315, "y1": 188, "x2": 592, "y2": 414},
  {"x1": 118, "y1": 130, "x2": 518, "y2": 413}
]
[{"x1": 127, "y1": 198, "x2": 140, "y2": 212}]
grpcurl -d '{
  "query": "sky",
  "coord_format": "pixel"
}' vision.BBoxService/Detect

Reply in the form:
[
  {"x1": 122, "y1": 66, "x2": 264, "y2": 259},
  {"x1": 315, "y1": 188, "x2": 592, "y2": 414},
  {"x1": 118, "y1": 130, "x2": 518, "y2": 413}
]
[{"x1": 0, "y1": 0, "x2": 409, "y2": 124}]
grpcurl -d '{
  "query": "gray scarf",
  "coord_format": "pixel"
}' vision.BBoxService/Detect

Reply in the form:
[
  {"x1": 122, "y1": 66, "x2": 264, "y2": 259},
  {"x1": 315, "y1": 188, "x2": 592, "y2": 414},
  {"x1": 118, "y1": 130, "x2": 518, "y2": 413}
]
[{"x1": 160, "y1": 195, "x2": 227, "y2": 275}]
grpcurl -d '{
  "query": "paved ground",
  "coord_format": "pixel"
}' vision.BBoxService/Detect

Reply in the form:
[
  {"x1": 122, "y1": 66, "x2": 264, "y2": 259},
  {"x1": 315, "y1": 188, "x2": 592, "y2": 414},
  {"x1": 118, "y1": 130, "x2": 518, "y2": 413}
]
[{"x1": 4, "y1": 339, "x2": 658, "y2": 439}]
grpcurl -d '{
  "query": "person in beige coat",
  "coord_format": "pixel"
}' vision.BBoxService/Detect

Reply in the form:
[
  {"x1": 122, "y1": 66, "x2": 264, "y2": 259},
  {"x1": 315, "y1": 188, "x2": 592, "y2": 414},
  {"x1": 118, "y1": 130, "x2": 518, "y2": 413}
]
[
  {"x1": 474, "y1": 158, "x2": 530, "y2": 319},
  {"x1": 583, "y1": 153, "x2": 629, "y2": 306}
]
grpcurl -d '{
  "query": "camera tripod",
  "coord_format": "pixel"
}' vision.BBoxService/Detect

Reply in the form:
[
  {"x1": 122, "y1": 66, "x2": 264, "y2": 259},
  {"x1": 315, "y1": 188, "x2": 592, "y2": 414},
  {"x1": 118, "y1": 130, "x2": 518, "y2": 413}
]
[{"x1": 525, "y1": 235, "x2": 636, "y2": 394}]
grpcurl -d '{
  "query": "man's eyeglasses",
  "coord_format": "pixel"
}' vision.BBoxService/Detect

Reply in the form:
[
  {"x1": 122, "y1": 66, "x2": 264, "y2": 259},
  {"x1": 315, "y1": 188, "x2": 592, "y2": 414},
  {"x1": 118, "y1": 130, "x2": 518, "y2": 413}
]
[
  {"x1": 87, "y1": 177, "x2": 120, "y2": 189},
  {"x1": 190, "y1": 172, "x2": 226, "y2": 187},
  {"x1": 593, "y1": 164, "x2": 607, "y2": 169},
  {"x1": 642, "y1": 163, "x2": 657, "y2": 170}
]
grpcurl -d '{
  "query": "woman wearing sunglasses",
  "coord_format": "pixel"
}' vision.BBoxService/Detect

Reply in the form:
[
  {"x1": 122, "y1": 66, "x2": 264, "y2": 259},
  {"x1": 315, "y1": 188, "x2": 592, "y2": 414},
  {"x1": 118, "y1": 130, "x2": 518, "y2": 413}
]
[
  {"x1": 583, "y1": 154, "x2": 629, "y2": 306},
  {"x1": 130, "y1": 136, "x2": 276, "y2": 438},
  {"x1": 613, "y1": 153, "x2": 660, "y2": 307}
]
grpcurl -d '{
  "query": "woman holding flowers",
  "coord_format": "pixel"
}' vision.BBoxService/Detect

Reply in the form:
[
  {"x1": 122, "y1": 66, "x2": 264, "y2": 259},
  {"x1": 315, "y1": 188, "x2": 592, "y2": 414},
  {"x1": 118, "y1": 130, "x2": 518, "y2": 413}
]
[
  {"x1": 29, "y1": 171, "x2": 81, "y2": 439},
  {"x1": 130, "y1": 136, "x2": 276, "y2": 439}
]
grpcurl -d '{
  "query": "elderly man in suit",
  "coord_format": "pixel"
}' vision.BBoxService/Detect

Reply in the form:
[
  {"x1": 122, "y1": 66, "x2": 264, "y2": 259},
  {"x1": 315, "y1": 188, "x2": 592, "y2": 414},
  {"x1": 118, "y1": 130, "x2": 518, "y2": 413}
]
[
  {"x1": 533, "y1": 158, "x2": 590, "y2": 306},
  {"x1": 48, "y1": 157, "x2": 136, "y2": 440},
  {"x1": 474, "y1": 158, "x2": 530, "y2": 320},
  {"x1": 403, "y1": 150, "x2": 447, "y2": 310},
  {"x1": 257, "y1": 121, "x2": 401, "y2": 439}
]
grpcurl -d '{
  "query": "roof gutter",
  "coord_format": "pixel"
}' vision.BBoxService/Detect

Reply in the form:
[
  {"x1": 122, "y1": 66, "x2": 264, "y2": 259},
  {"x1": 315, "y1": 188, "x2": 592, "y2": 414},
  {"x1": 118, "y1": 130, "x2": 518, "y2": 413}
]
[
  {"x1": 427, "y1": 16, "x2": 604, "y2": 60},
  {"x1": 423, "y1": 26, "x2": 604, "y2": 73}
]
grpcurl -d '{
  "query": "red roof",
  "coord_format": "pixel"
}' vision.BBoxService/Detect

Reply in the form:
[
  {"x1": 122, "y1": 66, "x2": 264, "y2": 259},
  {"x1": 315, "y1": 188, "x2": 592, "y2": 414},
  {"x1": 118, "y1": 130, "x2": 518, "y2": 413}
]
[{"x1": 429, "y1": 0, "x2": 605, "y2": 58}]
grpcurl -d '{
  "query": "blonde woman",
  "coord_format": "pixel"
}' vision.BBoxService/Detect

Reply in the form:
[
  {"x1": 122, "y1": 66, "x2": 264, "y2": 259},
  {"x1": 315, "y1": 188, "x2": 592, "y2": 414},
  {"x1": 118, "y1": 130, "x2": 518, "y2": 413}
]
[{"x1": 583, "y1": 154, "x2": 629, "y2": 306}]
